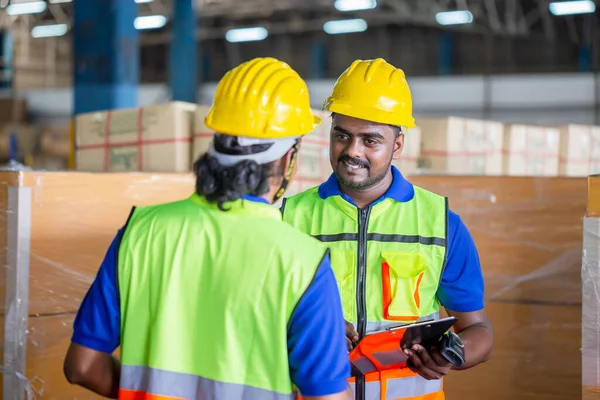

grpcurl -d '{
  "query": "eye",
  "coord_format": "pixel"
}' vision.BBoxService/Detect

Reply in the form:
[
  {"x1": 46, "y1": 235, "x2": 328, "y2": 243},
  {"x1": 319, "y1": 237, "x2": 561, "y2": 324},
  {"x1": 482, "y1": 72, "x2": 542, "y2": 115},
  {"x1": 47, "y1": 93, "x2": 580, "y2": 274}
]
[
  {"x1": 335, "y1": 133, "x2": 349, "y2": 140},
  {"x1": 365, "y1": 139, "x2": 378, "y2": 146}
]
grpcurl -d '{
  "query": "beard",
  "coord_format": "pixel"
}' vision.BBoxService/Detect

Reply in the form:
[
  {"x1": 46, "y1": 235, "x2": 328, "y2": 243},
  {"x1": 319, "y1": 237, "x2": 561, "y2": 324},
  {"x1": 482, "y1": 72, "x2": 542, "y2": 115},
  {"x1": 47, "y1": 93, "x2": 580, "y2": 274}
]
[{"x1": 335, "y1": 155, "x2": 393, "y2": 190}]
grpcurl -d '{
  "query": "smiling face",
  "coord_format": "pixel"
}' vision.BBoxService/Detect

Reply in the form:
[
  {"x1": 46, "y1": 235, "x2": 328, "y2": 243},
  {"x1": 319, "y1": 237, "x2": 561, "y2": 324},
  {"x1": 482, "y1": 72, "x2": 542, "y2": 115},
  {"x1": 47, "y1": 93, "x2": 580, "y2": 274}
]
[{"x1": 329, "y1": 113, "x2": 404, "y2": 191}]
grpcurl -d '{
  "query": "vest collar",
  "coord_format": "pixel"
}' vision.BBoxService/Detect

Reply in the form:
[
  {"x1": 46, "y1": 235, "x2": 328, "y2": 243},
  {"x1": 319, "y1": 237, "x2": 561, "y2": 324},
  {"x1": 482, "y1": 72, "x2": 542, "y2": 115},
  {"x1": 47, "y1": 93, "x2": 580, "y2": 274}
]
[
  {"x1": 189, "y1": 193, "x2": 282, "y2": 220},
  {"x1": 317, "y1": 165, "x2": 415, "y2": 208}
]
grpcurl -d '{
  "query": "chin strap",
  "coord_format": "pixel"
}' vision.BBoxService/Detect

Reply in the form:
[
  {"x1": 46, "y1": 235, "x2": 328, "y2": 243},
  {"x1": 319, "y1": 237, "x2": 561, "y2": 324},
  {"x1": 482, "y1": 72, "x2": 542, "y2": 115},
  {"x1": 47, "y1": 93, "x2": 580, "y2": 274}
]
[{"x1": 272, "y1": 140, "x2": 301, "y2": 203}]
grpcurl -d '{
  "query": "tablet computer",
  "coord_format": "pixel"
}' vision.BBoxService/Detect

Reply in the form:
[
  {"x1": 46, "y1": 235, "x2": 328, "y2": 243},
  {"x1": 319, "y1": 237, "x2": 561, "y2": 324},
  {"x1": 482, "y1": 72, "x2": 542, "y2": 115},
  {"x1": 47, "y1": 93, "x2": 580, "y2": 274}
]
[{"x1": 350, "y1": 317, "x2": 457, "y2": 375}]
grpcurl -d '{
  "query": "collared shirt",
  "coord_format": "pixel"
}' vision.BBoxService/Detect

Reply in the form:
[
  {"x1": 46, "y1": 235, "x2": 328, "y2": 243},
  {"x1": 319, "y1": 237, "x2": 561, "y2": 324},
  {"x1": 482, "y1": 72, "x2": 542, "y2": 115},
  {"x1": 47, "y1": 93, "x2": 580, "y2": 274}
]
[
  {"x1": 313, "y1": 166, "x2": 485, "y2": 313},
  {"x1": 71, "y1": 195, "x2": 350, "y2": 397}
]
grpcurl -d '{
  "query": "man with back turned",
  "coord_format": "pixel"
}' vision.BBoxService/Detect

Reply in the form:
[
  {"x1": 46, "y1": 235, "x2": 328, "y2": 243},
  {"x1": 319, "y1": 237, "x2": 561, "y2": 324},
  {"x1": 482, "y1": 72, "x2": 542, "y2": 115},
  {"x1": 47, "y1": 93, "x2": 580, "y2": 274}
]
[{"x1": 63, "y1": 57, "x2": 353, "y2": 400}]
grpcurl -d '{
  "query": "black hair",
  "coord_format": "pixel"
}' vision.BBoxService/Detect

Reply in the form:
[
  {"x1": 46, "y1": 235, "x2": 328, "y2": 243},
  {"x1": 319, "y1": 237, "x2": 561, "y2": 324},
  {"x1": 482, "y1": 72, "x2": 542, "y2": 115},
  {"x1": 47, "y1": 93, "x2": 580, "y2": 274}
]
[{"x1": 193, "y1": 134, "x2": 279, "y2": 211}]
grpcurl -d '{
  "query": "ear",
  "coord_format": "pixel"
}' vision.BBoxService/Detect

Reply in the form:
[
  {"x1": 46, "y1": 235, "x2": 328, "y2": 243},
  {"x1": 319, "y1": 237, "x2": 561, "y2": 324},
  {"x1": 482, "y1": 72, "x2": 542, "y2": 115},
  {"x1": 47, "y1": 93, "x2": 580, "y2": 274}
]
[{"x1": 392, "y1": 133, "x2": 404, "y2": 160}]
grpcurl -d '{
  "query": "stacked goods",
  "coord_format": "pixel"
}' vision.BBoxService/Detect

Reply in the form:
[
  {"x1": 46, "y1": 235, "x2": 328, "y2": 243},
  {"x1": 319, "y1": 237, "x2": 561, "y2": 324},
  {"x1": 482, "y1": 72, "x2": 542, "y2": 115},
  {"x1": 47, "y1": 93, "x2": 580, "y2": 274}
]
[
  {"x1": 285, "y1": 110, "x2": 332, "y2": 197},
  {"x1": 558, "y1": 124, "x2": 600, "y2": 177},
  {"x1": 194, "y1": 107, "x2": 333, "y2": 198},
  {"x1": 503, "y1": 124, "x2": 560, "y2": 176},
  {"x1": 417, "y1": 117, "x2": 504, "y2": 175},
  {"x1": 0, "y1": 97, "x2": 28, "y2": 122},
  {"x1": 192, "y1": 105, "x2": 213, "y2": 159},
  {"x1": 32, "y1": 123, "x2": 71, "y2": 170},
  {"x1": 0, "y1": 124, "x2": 39, "y2": 160},
  {"x1": 392, "y1": 125, "x2": 421, "y2": 176},
  {"x1": 75, "y1": 101, "x2": 197, "y2": 173}
]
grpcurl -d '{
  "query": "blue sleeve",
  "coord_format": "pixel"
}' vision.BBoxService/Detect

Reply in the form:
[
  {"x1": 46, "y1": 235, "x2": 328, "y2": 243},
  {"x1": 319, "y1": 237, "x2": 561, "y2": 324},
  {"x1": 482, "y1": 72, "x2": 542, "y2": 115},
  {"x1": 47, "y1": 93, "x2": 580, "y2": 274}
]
[
  {"x1": 287, "y1": 254, "x2": 351, "y2": 396},
  {"x1": 71, "y1": 229, "x2": 123, "y2": 354},
  {"x1": 436, "y1": 211, "x2": 485, "y2": 313}
]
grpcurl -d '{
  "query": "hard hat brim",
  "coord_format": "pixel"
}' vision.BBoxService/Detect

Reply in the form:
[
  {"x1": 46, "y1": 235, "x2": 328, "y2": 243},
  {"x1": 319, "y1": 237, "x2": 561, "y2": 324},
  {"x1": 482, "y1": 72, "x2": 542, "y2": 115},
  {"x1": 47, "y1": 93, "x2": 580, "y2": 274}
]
[{"x1": 325, "y1": 102, "x2": 416, "y2": 129}]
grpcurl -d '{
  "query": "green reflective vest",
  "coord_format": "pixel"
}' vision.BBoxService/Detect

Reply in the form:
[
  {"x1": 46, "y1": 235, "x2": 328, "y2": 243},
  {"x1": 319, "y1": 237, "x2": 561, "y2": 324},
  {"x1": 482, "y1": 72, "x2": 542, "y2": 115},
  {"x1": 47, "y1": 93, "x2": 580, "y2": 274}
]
[
  {"x1": 281, "y1": 185, "x2": 448, "y2": 335},
  {"x1": 117, "y1": 193, "x2": 328, "y2": 400},
  {"x1": 282, "y1": 185, "x2": 449, "y2": 400}
]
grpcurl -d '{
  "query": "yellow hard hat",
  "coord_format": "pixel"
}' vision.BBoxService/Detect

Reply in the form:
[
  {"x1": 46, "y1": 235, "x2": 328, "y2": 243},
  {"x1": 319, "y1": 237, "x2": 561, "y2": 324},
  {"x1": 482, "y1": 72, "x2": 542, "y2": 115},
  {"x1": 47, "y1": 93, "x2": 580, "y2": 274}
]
[
  {"x1": 205, "y1": 57, "x2": 321, "y2": 139},
  {"x1": 323, "y1": 58, "x2": 416, "y2": 129}
]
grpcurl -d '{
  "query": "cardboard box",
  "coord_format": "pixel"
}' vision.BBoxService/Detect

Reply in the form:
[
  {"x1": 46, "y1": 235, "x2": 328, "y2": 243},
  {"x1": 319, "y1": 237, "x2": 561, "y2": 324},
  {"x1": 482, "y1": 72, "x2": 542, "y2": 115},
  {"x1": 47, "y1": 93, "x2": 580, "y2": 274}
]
[
  {"x1": 417, "y1": 117, "x2": 504, "y2": 175},
  {"x1": 194, "y1": 107, "x2": 332, "y2": 198},
  {"x1": 40, "y1": 124, "x2": 70, "y2": 158},
  {"x1": 392, "y1": 126, "x2": 421, "y2": 176},
  {"x1": 75, "y1": 102, "x2": 196, "y2": 172},
  {"x1": 0, "y1": 98, "x2": 27, "y2": 123},
  {"x1": 558, "y1": 124, "x2": 600, "y2": 177},
  {"x1": 503, "y1": 124, "x2": 560, "y2": 176}
]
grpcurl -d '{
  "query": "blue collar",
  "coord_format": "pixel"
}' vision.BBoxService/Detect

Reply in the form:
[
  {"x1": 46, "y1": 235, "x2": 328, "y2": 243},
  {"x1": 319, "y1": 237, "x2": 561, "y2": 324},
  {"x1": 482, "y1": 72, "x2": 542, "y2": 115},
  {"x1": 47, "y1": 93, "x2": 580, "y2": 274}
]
[
  {"x1": 241, "y1": 194, "x2": 271, "y2": 205},
  {"x1": 317, "y1": 165, "x2": 415, "y2": 207}
]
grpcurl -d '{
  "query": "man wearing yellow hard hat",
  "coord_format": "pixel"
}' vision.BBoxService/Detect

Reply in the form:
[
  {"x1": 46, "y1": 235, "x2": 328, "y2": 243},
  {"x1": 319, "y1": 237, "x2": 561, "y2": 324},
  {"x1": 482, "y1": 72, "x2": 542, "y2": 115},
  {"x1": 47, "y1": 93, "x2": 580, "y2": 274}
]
[
  {"x1": 281, "y1": 58, "x2": 494, "y2": 400},
  {"x1": 63, "y1": 57, "x2": 353, "y2": 400}
]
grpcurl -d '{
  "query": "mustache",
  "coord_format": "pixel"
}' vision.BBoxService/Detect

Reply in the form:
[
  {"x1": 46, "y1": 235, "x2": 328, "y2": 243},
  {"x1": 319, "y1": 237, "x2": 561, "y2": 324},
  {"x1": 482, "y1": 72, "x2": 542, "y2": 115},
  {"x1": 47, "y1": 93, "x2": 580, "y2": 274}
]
[{"x1": 338, "y1": 154, "x2": 369, "y2": 168}]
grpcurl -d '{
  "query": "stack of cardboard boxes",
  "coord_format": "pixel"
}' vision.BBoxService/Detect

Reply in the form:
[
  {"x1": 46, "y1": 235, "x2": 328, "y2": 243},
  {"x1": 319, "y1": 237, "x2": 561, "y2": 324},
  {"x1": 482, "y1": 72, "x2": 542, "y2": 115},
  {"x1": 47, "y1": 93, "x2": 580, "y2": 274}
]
[
  {"x1": 75, "y1": 103, "x2": 333, "y2": 194},
  {"x1": 71, "y1": 102, "x2": 600, "y2": 179}
]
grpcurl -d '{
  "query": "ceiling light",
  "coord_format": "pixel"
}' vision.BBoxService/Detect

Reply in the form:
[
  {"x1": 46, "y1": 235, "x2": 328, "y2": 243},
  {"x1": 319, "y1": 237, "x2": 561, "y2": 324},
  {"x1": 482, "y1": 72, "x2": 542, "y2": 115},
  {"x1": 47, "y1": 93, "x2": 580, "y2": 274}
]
[
  {"x1": 225, "y1": 27, "x2": 269, "y2": 43},
  {"x1": 134, "y1": 15, "x2": 167, "y2": 30},
  {"x1": 32, "y1": 24, "x2": 68, "y2": 38},
  {"x1": 435, "y1": 10, "x2": 474, "y2": 25},
  {"x1": 549, "y1": 0, "x2": 595, "y2": 15},
  {"x1": 334, "y1": 0, "x2": 376, "y2": 12},
  {"x1": 323, "y1": 18, "x2": 368, "y2": 34},
  {"x1": 7, "y1": 1, "x2": 46, "y2": 16}
]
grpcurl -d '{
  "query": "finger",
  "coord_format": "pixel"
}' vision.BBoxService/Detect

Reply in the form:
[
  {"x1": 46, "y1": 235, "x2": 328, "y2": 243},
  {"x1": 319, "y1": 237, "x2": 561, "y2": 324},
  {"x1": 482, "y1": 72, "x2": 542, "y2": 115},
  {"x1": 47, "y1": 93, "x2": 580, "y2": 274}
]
[
  {"x1": 412, "y1": 345, "x2": 439, "y2": 370},
  {"x1": 346, "y1": 338, "x2": 354, "y2": 351},
  {"x1": 429, "y1": 347, "x2": 453, "y2": 369},
  {"x1": 404, "y1": 349, "x2": 441, "y2": 380}
]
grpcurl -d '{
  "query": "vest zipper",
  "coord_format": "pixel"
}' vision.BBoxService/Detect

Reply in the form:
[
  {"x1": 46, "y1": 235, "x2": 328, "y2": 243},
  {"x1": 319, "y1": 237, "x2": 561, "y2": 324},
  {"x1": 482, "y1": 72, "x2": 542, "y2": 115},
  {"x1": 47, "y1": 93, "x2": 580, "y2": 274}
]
[{"x1": 355, "y1": 206, "x2": 371, "y2": 400}]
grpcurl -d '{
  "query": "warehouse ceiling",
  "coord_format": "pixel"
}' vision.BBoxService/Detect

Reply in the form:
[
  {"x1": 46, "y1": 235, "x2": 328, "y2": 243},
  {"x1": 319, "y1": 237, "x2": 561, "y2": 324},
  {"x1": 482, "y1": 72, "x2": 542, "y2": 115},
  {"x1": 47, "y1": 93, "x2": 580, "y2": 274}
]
[
  {"x1": 0, "y1": 0, "x2": 596, "y2": 44},
  {"x1": 0, "y1": 0, "x2": 597, "y2": 83}
]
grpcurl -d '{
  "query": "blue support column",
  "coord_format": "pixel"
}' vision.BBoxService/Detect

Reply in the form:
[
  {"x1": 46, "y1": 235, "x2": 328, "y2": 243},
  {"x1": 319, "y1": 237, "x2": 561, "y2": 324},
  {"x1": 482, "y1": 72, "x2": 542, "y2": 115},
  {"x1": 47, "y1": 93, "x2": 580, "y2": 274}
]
[
  {"x1": 579, "y1": 45, "x2": 593, "y2": 72},
  {"x1": 72, "y1": 1, "x2": 139, "y2": 115},
  {"x1": 0, "y1": 30, "x2": 13, "y2": 89},
  {"x1": 309, "y1": 41, "x2": 327, "y2": 79},
  {"x1": 438, "y1": 32, "x2": 454, "y2": 76},
  {"x1": 169, "y1": 0, "x2": 197, "y2": 103}
]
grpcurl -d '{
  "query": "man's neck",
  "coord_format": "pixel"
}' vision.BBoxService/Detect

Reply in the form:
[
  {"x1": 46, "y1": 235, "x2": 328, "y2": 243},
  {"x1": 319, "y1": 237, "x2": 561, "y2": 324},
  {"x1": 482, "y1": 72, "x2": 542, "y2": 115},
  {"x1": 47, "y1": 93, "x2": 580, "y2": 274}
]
[{"x1": 340, "y1": 172, "x2": 393, "y2": 209}]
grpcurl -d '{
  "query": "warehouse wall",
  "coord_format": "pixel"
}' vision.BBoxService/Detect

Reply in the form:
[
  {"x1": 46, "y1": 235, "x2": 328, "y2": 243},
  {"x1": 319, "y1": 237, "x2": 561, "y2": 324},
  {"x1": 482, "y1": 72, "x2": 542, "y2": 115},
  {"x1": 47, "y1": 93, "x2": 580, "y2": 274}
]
[{"x1": 3, "y1": 72, "x2": 598, "y2": 126}]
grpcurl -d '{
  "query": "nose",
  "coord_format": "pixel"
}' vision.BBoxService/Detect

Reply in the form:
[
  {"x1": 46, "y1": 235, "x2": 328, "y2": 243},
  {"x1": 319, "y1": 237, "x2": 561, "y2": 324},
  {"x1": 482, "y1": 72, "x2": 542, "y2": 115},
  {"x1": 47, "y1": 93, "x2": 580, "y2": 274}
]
[{"x1": 346, "y1": 137, "x2": 363, "y2": 159}]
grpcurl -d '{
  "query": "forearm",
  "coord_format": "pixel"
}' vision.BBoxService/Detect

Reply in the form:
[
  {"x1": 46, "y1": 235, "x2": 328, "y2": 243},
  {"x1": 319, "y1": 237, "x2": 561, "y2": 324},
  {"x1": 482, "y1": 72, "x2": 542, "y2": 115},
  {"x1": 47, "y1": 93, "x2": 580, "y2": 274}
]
[
  {"x1": 87, "y1": 354, "x2": 121, "y2": 398},
  {"x1": 454, "y1": 322, "x2": 494, "y2": 370},
  {"x1": 65, "y1": 350, "x2": 121, "y2": 398}
]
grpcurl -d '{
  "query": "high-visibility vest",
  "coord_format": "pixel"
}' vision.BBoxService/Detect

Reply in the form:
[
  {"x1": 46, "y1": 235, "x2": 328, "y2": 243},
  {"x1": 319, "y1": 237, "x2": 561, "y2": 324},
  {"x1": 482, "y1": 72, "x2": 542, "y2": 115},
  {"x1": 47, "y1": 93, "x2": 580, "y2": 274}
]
[
  {"x1": 117, "y1": 193, "x2": 329, "y2": 400},
  {"x1": 282, "y1": 185, "x2": 448, "y2": 400}
]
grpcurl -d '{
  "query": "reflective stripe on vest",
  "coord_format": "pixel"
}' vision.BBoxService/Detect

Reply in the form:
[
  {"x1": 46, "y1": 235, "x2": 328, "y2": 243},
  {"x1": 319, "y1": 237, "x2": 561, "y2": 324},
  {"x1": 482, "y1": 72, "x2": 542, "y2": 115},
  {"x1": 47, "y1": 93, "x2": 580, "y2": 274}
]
[
  {"x1": 282, "y1": 185, "x2": 448, "y2": 400},
  {"x1": 118, "y1": 194, "x2": 328, "y2": 399},
  {"x1": 119, "y1": 365, "x2": 295, "y2": 400},
  {"x1": 348, "y1": 375, "x2": 443, "y2": 400}
]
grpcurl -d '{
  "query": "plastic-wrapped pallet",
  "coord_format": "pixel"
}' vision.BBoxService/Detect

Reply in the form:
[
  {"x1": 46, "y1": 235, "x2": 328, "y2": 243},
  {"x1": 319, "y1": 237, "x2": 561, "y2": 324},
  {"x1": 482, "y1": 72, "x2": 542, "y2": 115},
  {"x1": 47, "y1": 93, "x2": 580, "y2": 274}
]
[
  {"x1": 583, "y1": 174, "x2": 600, "y2": 400},
  {"x1": 75, "y1": 101, "x2": 196, "y2": 173},
  {"x1": 417, "y1": 117, "x2": 504, "y2": 175},
  {"x1": 392, "y1": 125, "x2": 421, "y2": 177},
  {"x1": 503, "y1": 124, "x2": 560, "y2": 176},
  {"x1": 558, "y1": 124, "x2": 600, "y2": 177},
  {"x1": 194, "y1": 107, "x2": 332, "y2": 198}
]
